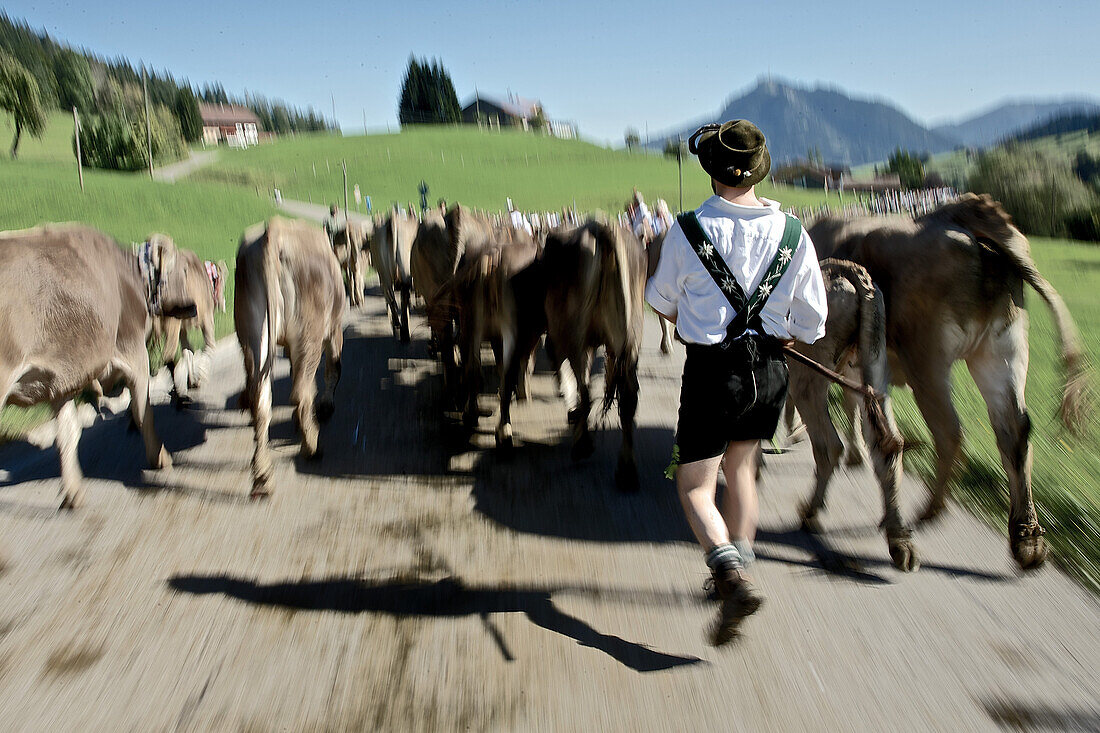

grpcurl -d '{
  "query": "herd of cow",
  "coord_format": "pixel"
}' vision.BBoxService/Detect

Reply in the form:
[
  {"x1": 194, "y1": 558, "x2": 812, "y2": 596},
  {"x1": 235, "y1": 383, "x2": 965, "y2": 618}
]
[{"x1": 0, "y1": 192, "x2": 1086, "y2": 573}]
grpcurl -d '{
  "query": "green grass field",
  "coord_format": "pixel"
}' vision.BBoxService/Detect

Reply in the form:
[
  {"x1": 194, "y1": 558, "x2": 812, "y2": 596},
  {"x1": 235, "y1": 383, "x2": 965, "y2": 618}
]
[{"x1": 199, "y1": 125, "x2": 834, "y2": 215}]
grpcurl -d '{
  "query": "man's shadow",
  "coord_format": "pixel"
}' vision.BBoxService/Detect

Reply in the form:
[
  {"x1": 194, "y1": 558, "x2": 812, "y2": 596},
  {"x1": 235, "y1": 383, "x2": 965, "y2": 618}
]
[{"x1": 168, "y1": 573, "x2": 704, "y2": 673}]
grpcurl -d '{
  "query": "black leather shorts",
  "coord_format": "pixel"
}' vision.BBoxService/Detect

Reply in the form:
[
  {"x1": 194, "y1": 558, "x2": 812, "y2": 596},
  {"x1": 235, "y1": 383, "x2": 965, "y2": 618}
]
[{"x1": 674, "y1": 336, "x2": 789, "y2": 465}]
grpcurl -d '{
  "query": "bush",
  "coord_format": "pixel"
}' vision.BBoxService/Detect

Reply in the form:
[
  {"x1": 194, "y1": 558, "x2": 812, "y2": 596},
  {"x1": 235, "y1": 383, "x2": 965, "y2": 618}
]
[
  {"x1": 968, "y1": 146, "x2": 1097, "y2": 237},
  {"x1": 1065, "y1": 207, "x2": 1100, "y2": 242},
  {"x1": 76, "y1": 104, "x2": 185, "y2": 171}
]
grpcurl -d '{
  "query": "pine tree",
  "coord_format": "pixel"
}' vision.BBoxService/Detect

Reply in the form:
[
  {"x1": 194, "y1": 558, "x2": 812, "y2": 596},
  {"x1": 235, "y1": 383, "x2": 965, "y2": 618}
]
[{"x1": 398, "y1": 56, "x2": 460, "y2": 125}]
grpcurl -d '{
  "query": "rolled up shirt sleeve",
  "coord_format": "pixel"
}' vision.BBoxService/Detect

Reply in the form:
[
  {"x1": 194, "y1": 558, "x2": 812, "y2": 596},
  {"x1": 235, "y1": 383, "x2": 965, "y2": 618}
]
[
  {"x1": 785, "y1": 231, "x2": 828, "y2": 343},
  {"x1": 645, "y1": 224, "x2": 685, "y2": 320}
]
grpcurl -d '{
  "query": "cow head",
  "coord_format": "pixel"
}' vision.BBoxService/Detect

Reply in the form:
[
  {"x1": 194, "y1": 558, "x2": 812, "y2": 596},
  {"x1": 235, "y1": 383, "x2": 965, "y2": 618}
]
[{"x1": 142, "y1": 234, "x2": 198, "y2": 320}]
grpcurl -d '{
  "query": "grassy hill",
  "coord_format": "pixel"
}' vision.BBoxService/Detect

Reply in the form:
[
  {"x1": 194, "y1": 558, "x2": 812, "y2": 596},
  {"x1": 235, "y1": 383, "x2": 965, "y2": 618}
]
[{"x1": 197, "y1": 125, "x2": 834, "y2": 215}]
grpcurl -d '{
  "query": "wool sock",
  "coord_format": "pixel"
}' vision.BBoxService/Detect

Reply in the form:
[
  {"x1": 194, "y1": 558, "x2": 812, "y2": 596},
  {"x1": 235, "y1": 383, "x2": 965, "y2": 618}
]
[
  {"x1": 705, "y1": 543, "x2": 743, "y2": 571},
  {"x1": 733, "y1": 539, "x2": 756, "y2": 566}
]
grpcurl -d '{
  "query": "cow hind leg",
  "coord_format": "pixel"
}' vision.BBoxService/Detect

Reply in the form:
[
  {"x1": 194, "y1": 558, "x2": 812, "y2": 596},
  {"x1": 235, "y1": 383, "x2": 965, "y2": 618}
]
[
  {"x1": 291, "y1": 340, "x2": 324, "y2": 460},
  {"x1": 658, "y1": 317, "x2": 672, "y2": 356},
  {"x1": 317, "y1": 327, "x2": 343, "y2": 423},
  {"x1": 909, "y1": 362, "x2": 962, "y2": 523},
  {"x1": 54, "y1": 399, "x2": 86, "y2": 510},
  {"x1": 861, "y1": 396, "x2": 917, "y2": 570},
  {"x1": 497, "y1": 329, "x2": 541, "y2": 451},
  {"x1": 398, "y1": 283, "x2": 411, "y2": 343},
  {"x1": 120, "y1": 349, "x2": 171, "y2": 472},
  {"x1": 966, "y1": 318, "x2": 1046, "y2": 570},
  {"x1": 790, "y1": 373, "x2": 844, "y2": 533},
  {"x1": 250, "y1": 368, "x2": 274, "y2": 497},
  {"x1": 613, "y1": 354, "x2": 640, "y2": 492},
  {"x1": 566, "y1": 349, "x2": 594, "y2": 461},
  {"x1": 842, "y1": 385, "x2": 867, "y2": 466}
]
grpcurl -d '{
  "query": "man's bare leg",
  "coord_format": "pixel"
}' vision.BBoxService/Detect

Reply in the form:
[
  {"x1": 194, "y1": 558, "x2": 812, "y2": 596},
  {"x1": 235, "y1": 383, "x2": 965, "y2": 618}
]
[
  {"x1": 676, "y1": 455, "x2": 727, "y2": 549},
  {"x1": 721, "y1": 439, "x2": 760, "y2": 564},
  {"x1": 676, "y1": 447, "x2": 763, "y2": 645}
]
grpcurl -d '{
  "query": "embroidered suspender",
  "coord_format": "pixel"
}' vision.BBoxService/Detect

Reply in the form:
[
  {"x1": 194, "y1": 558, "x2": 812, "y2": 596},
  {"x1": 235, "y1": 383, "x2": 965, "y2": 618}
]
[{"x1": 677, "y1": 211, "x2": 802, "y2": 344}]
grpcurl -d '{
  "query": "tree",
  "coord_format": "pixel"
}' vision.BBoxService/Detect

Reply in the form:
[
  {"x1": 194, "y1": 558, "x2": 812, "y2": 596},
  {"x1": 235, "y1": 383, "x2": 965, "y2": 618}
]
[
  {"x1": 885, "y1": 148, "x2": 925, "y2": 190},
  {"x1": 968, "y1": 146, "x2": 1096, "y2": 237},
  {"x1": 398, "y1": 56, "x2": 460, "y2": 125},
  {"x1": 0, "y1": 49, "x2": 46, "y2": 158},
  {"x1": 663, "y1": 138, "x2": 687, "y2": 159},
  {"x1": 174, "y1": 86, "x2": 202, "y2": 143},
  {"x1": 624, "y1": 128, "x2": 640, "y2": 150},
  {"x1": 52, "y1": 49, "x2": 93, "y2": 111}
]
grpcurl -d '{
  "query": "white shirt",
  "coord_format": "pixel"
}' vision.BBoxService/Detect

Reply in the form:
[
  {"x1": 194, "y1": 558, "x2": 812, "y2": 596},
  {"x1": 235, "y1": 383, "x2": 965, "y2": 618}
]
[{"x1": 645, "y1": 195, "x2": 827, "y2": 345}]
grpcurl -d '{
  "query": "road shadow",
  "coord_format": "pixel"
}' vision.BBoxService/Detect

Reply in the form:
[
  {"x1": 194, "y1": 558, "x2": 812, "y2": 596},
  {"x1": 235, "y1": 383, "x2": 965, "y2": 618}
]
[
  {"x1": 0, "y1": 400, "x2": 207, "y2": 494},
  {"x1": 470, "y1": 425, "x2": 694, "y2": 544},
  {"x1": 168, "y1": 573, "x2": 704, "y2": 673},
  {"x1": 981, "y1": 696, "x2": 1100, "y2": 731}
]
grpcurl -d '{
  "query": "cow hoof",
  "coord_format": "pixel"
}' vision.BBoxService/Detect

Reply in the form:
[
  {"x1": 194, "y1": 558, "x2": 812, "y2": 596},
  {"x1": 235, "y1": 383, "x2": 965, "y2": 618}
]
[
  {"x1": 566, "y1": 408, "x2": 583, "y2": 425},
  {"x1": 399, "y1": 328, "x2": 411, "y2": 344},
  {"x1": 59, "y1": 491, "x2": 83, "y2": 511},
  {"x1": 888, "y1": 537, "x2": 920, "y2": 572},
  {"x1": 237, "y1": 392, "x2": 251, "y2": 411},
  {"x1": 660, "y1": 342, "x2": 671, "y2": 356},
  {"x1": 250, "y1": 487, "x2": 271, "y2": 501},
  {"x1": 1012, "y1": 526, "x2": 1048, "y2": 570},
  {"x1": 173, "y1": 394, "x2": 194, "y2": 411},
  {"x1": 316, "y1": 400, "x2": 335, "y2": 423},
  {"x1": 150, "y1": 448, "x2": 172, "y2": 471},
  {"x1": 918, "y1": 499, "x2": 947, "y2": 524},
  {"x1": 844, "y1": 450, "x2": 865, "y2": 467},
  {"x1": 571, "y1": 433, "x2": 595, "y2": 461},
  {"x1": 615, "y1": 461, "x2": 639, "y2": 493},
  {"x1": 496, "y1": 425, "x2": 514, "y2": 451},
  {"x1": 300, "y1": 444, "x2": 322, "y2": 461}
]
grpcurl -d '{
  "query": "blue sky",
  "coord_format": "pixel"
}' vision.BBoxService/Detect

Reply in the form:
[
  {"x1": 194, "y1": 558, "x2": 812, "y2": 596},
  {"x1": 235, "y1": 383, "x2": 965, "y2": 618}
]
[{"x1": 6, "y1": 0, "x2": 1099, "y2": 144}]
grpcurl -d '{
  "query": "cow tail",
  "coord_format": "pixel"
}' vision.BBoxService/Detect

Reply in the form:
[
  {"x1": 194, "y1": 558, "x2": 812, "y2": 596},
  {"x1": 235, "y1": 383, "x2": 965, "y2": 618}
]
[
  {"x1": 842, "y1": 259, "x2": 902, "y2": 456},
  {"x1": 260, "y1": 225, "x2": 283, "y2": 380},
  {"x1": 944, "y1": 193, "x2": 1090, "y2": 430},
  {"x1": 595, "y1": 222, "x2": 639, "y2": 414}
]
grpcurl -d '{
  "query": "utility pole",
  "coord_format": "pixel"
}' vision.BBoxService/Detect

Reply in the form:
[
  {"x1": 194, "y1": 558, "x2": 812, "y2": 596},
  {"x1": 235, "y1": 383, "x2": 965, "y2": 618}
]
[
  {"x1": 676, "y1": 135, "x2": 684, "y2": 213},
  {"x1": 143, "y1": 65, "x2": 153, "y2": 179},
  {"x1": 73, "y1": 106, "x2": 84, "y2": 192},
  {"x1": 343, "y1": 159, "x2": 350, "y2": 227}
]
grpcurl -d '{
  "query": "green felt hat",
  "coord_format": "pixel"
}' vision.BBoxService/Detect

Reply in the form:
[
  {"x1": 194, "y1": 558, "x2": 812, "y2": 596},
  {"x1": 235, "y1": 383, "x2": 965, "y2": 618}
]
[{"x1": 689, "y1": 119, "x2": 771, "y2": 188}]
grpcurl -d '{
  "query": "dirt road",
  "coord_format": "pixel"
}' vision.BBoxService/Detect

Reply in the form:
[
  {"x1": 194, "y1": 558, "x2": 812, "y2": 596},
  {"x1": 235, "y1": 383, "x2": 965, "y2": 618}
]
[
  {"x1": 152, "y1": 151, "x2": 219, "y2": 183},
  {"x1": 0, "y1": 291, "x2": 1098, "y2": 731}
]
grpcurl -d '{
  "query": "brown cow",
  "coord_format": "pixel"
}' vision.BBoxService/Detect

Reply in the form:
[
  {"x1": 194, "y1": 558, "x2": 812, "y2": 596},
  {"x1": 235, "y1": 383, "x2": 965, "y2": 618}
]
[
  {"x1": 786, "y1": 259, "x2": 916, "y2": 571},
  {"x1": 235, "y1": 217, "x2": 345, "y2": 498},
  {"x1": 370, "y1": 211, "x2": 417, "y2": 342},
  {"x1": 643, "y1": 230, "x2": 674, "y2": 355},
  {"x1": 152, "y1": 248, "x2": 227, "y2": 406},
  {"x1": 808, "y1": 194, "x2": 1088, "y2": 569},
  {"x1": 450, "y1": 227, "x2": 542, "y2": 433},
  {"x1": 541, "y1": 219, "x2": 647, "y2": 491},
  {"x1": 332, "y1": 224, "x2": 365, "y2": 308},
  {"x1": 411, "y1": 204, "x2": 510, "y2": 404},
  {"x1": 0, "y1": 225, "x2": 195, "y2": 508}
]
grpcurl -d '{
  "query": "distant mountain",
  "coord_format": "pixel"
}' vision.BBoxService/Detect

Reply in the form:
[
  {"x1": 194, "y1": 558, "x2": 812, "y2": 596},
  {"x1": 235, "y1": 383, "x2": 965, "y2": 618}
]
[
  {"x1": 651, "y1": 78, "x2": 958, "y2": 167},
  {"x1": 931, "y1": 100, "x2": 1100, "y2": 148}
]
